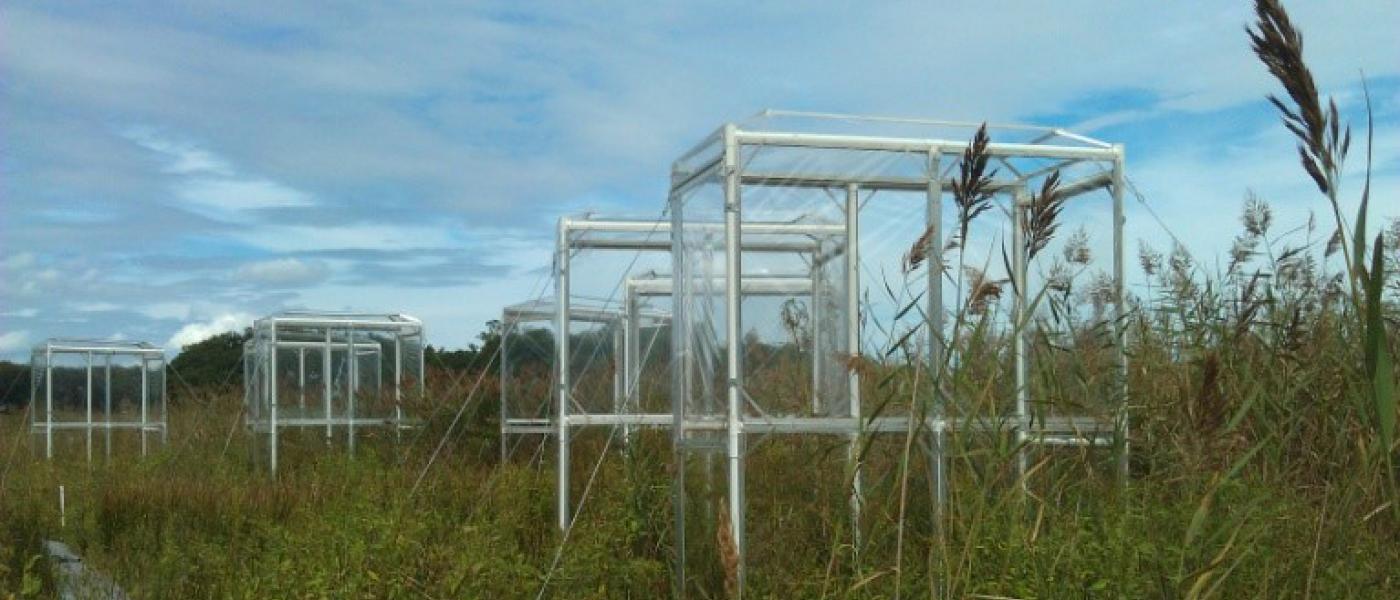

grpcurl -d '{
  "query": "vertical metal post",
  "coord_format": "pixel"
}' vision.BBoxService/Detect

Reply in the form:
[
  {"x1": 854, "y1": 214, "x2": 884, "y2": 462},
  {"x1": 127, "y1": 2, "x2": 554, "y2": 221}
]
[
  {"x1": 1112, "y1": 145, "x2": 1130, "y2": 483},
  {"x1": 926, "y1": 148, "x2": 947, "y2": 520},
  {"x1": 45, "y1": 346, "x2": 53, "y2": 459},
  {"x1": 141, "y1": 356, "x2": 149, "y2": 457},
  {"x1": 668, "y1": 177, "x2": 690, "y2": 597},
  {"x1": 270, "y1": 324, "x2": 279, "y2": 475},
  {"x1": 30, "y1": 350, "x2": 38, "y2": 457},
  {"x1": 1011, "y1": 188, "x2": 1030, "y2": 487},
  {"x1": 86, "y1": 351, "x2": 93, "y2": 464},
  {"x1": 721, "y1": 123, "x2": 746, "y2": 594},
  {"x1": 324, "y1": 328, "x2": 333, "y2": 443},
  {"x1": 845, "y1": 183, "x2": 863, "y2": 550},
  {"x1": 104, "y1": 353, "x2": 111, "y2": 461},
  {"x1": 625, "y1": 285, "x2": 641, "y2": 446},
  {"x1": 347, "y1": 329, "x2": 356, "y2": 456},
  {"x1": 614, "y1": 317, "x2": 629, "y2": 448},
  {"x1": 298, "y1": 347, "x2": 306, "y2": 411},
  {"x1": 556, "y1": 217, "x2": 572, "y2": 532},
  {"x1": 500, "y1": 320, "x2": 511, "y2": 462},
  {"x1": 160, "y1": 355, "x2": 167, "y2": 445},
  {"x1": 394, "y1": 336, "x2": 403, "y2": 444},
  {"x1": 810, "y1": 240, "x2": 823, "y2": 415}
]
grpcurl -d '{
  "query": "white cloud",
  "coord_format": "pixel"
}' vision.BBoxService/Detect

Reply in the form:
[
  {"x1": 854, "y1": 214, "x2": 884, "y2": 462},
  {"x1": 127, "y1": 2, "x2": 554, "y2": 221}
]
[
  {"x1": 122, "y1": 127, "x2": 234, "y2": 176},
  {"x1": 139, "y1": 302, "x2": 192, "y2": 321},
  {"x1": 175, "y1": 177, "x2": 314, "y2": 212},
  {"x1": 166, "y1": 312, "x2": 253, "y2": 350},
  {"x1": 120, "y1": 127, "x2": 315, "y2": 218},
  {"x1": 236, "y1": 257, "x2": 331, "y2": 286},
  {"x1": 72, "y1": 302, "x2": 120, "y2": 312},
  {"x1": 0, "y1": 308, "x2": 39, "y2": 318},
  {"x1": 234, "y1": 224, "x2": 459, "y2": 252},
  {"x1": 1, "y1": 252, "x2": 37, "y2": 270},
  {"x1": 0, "y1": 330, "x2": 31, "y2": 354}
]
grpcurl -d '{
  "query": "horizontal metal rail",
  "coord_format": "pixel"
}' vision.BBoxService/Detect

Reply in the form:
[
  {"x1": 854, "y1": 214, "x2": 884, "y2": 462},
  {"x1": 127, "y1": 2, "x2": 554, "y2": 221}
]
[
  {"x1": 246, "y1": 417, "x2": 423, "y2": 431},
  {"x1": 733, "y1": 130, "x2": 1121, "y2": 161},
  {"x1": 32, "y1": 422, "x2": 165, "y2": 431}
]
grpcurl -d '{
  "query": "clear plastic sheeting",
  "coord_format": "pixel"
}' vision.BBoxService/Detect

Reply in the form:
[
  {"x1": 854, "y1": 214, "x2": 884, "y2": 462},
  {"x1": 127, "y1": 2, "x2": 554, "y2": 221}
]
[
  {"x1": 667, "y1": 113, "x2": 1127, "y2": 596},
  {"x1": 244, "y1": 311, "x2": 425, "y2": 474},
  {"x1": 29, "y1": 338, "x2": 168, "y2": 461}
]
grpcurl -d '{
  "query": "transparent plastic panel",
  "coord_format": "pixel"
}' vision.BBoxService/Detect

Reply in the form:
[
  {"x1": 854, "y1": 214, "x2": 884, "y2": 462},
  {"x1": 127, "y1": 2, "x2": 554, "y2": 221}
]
[
  {"x1": 565, "y1": 309, "x2": 619, "y2": 416},
  {"x1": 144, "y1": 357, "x2": 166, "y2": 427},
  {"x1": 1024, "y1": 183, "x2": 1121, "y2": 430},
  {"x1": 29, "y1": 350, "x2": 46, "y2": 429},
  {"x1": 345, "y1": 331, "x2": 385, "y2": 422},
  {"x1": 812, "y1": 237, "x2": 850, "y2": 417},
  {"x1": 631, "y1": 294, "x2": 673, "y2": 416},
  {"x1": 398, "y1": 330, "x2": 425, "y2": 395},
  {"x1": 107, "y1": 354, "x2": 143, "y2": 424},
  {"x1": 501, "y1": 316, "x2": 555, "y2": 423},
  {"x1": 47, "y1": 351, "x2": 91, "y2": 423},
  {"x1": 672, "y1": 170, "x2": 727, "y2": 446}
]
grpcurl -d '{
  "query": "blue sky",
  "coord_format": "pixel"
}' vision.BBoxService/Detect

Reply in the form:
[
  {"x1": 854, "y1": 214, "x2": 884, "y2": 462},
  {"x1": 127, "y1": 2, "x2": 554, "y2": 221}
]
[{"x1": 2, "y1": 1, "x2": 1399, "y2": 359}]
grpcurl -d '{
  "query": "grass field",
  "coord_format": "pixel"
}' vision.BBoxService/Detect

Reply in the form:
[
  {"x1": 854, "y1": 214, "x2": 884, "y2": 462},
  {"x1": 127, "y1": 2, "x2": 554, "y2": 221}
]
[{"x1": 3, "y1": 252, "x2": 1398, "y2": 598}]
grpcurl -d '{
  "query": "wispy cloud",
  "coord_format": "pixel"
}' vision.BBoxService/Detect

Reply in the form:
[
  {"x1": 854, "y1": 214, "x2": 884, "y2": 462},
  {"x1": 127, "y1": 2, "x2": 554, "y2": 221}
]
[
  {"x1": 236, "y1": 257, "x2": 331, "y2": 286},
  {"x1": 0, "y1": 331, "x2": 31, "y2": 354},
  {"x1": 166, "y1": 312, "x2": 253, "y2": 350},
  {"x1": 121, "y1": 128, "x2": 315, "y2": 220}
]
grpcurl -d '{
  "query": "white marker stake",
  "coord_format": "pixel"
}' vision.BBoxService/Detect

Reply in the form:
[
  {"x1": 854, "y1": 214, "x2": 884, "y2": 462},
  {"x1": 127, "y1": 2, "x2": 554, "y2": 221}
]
[{"x1": 59, "y1": 485, "x2": 66, "y2": 528}]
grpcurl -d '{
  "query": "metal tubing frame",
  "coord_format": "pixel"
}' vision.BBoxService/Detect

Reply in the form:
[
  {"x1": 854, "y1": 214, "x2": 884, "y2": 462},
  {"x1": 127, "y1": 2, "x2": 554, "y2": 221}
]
[
  {"x1": 1112, "y1": 145, "x2": 1130, "y2": 482},
  {"x1": 661, "y1": 122, "x2": 1127, "y2": 598},
  {"x1": 555, "y1": 217, "x2": 572, "y2": 531},
  {"x1": 86, "y1": 351, "x2": 92, "y2": 463},
  {"x1": 347, "y1": 327, "x2": 356, "y2": 456},
  {"x1": 29, "y1": 340, "x2": 165, "y2": 461},
  {"x1": 1012, "y1": 188, "x2": 1031, "y2": 488},
  {"x1": 721, "y1": 123, "x2": 746, "y2": 591},
  {"x1": 926, "y1": 148, "x2": 948, "y2": 522},
  {"x1": 245, "y1": 313, "x2": 423, "y2": 474},
  {"x1": 845, "y1": 183, "x2": 864, "y2": 552},
  {"x1": 270, "y1": 323, "x2": 279, "y2": 474},
  {"x1": 140, "y1": 355, "x2": 149, "y2": 456},
  {"x1": 499, "y1": 319, "x2": 511, "y2": 462},
  {"x1": 104, "y1": 353, "x2": 112, "y2": 460},
  {"x1": 545, "y1": 214, "x2": 844, "y2": 532}
]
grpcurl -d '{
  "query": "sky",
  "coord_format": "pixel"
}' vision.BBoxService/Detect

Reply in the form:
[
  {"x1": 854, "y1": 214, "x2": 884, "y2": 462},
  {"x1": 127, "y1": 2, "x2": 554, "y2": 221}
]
[{"x1": 2, "y1": 1, "x2": 1399, "y2": 360}]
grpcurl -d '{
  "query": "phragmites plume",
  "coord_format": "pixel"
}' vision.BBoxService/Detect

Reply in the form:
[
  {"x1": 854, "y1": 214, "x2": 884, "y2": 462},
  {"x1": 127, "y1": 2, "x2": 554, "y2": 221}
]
[
  {"x1": 1169, "y1": 243, "x2": 1195, "y2": 291},
  {"x1": 963, "y1": 267, "x2": 1004, "y2": 315},
  {"x1": 1228, "y1": 234, "x2": 1259, "y2": 274},
  {"x1": 1248, "y1": 0, "x2": 1350, "y2": 195},
  {"x1": 905, "y1": 123, "x2": 998, "y2": 271},
  {"x1": 1138, "y1": 240, "x2": 1163, "y2": 277},
  {"x1": 1047, "y1": 261, "x2": 1073, "y2": 295},
  {"x1": 1021, "y1": 171, "x2": 1065, "y2": 259},
  {"x1": 1063, "y1": 227, "x2": 1092, "y2": 266},
  {"x1": 1088, "y1": 271, "x2": 1117, "y2": 315},
  {"x1": 1242, "y1": 191, "x2": 1273, "y2": 237}
]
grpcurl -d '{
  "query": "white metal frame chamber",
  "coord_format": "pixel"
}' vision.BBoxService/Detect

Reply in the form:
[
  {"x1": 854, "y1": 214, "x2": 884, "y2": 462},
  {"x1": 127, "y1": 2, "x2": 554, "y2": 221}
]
[
  {"x1": 29, "y1": 338, "x2": 168, "y2": 461},
  {"x1": 243, "y1": 310, "x2": 425, "y2": 474}
]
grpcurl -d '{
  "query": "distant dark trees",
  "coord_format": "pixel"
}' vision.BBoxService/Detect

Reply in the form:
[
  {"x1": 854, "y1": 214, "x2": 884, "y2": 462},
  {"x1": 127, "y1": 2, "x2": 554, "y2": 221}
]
[
  {"x1": 168, "y1": 330, "x2": 249, "y2": 394},
  {"x1": 0, "y1": 360, "x2": 29, "y2": 409}
]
